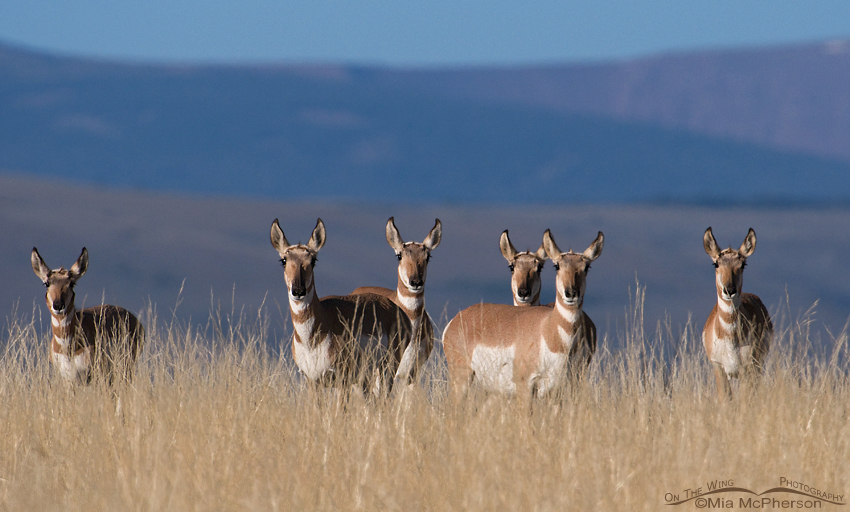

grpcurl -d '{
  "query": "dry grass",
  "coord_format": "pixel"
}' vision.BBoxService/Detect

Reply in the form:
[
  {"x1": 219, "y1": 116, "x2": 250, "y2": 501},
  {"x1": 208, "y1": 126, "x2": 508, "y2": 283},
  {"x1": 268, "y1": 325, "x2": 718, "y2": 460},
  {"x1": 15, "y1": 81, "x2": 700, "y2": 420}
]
[{"x1": 0, "y1": 293, "x2": 848, "y2": 511}]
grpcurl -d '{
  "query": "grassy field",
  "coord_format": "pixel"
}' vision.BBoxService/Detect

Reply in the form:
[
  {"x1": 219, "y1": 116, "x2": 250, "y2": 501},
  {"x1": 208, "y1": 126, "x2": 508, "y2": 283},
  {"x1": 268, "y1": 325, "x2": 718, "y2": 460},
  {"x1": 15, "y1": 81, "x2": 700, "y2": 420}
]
[{"x1": 0, "y1": 294, "x2": 848, "y2": 511}]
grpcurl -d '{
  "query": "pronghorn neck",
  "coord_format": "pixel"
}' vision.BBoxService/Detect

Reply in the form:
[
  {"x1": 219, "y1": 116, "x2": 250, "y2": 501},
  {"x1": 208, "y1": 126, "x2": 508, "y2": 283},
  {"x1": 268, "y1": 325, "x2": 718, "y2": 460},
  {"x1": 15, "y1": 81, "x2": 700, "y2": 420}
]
[
  {"x1": 554, "y1": 299, "x2": 582, "y2": 324},
  {"x1": 396, "y1": 274, "x2": 425, "y2": 319},
  {"x1": 546, "y1": 299, "x2": 583, "y2": 349},
  {"x1": 289, "y1": 288, "x2": 325, "y2": 347},
  {"x1": 715, "y1": 294, "x2": 742, "y2": 331},
  {"x1": 717, "y1": 293, "x2": 742, "y2": 311},
  {"x1": 50, "y1": 304, "x2": 81, "y2": 355}
]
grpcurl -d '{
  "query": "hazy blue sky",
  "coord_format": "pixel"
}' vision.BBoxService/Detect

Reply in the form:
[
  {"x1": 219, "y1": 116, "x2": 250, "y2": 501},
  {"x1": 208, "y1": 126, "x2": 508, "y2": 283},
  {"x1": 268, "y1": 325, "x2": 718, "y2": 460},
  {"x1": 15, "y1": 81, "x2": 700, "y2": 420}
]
[{"x1": 2, "y1": 1, "x2": 850, "y2": 66}]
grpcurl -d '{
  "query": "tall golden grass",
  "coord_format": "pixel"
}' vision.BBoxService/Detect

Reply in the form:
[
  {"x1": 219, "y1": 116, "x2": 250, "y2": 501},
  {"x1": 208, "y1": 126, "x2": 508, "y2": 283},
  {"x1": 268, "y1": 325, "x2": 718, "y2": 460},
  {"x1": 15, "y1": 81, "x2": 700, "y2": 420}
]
[{"x1": 0, "y1": 291, "x2": 847, "y2": 511}]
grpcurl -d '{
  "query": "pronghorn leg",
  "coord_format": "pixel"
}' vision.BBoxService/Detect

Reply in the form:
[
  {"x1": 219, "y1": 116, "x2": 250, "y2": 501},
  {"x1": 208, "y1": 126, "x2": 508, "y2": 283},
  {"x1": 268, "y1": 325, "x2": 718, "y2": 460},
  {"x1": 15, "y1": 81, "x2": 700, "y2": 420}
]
[
  {"x1": 738, "y1": 363, "x2": 763, "y2": 400},
  {"x1": 448, "y1": 366, "x2": 473, "y2": 406},
  {"x1": 393, "y1": 341, "x2": 420, "y2": 391},
  {"x1": 516, "y1": 378, "x2": 534, "y2": 416},
  {"x1": 712, "y1": 363, "x2": 732, "y2": 402},
  {"x1": 368, "y1": 365, "x2": 393, "y2": 401}
]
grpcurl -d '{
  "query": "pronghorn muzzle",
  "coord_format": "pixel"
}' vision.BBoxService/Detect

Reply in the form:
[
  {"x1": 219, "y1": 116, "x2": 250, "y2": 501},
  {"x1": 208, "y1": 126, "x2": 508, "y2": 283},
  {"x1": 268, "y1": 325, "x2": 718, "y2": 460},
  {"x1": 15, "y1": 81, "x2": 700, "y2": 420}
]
[
  {"x1": 563, "y1": 286, "x2": 581, "y2": 302},
  {"x1": 289, "y1": 269, "x2": 309, "y2": 300},
  {"x1": 52, "y1": 298, "x2": 67, "y2": 313},
  {"x1": 408, "y1": 275, "x2": 424, "y2": 290},
  {"x1": 404, "y1": 261, "x2": 427, "y2": 291}
]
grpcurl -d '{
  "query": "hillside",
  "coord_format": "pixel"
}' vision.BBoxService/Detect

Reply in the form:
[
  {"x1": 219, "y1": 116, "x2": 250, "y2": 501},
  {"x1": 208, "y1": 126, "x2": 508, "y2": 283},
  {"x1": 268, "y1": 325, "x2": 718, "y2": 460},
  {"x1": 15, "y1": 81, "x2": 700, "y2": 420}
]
[
  {"x1": 2, "y1": 41, "x2": 850, "y2": 204},
  {"x1": 375, "y1": 40, "x2": 850, "y2": 162}
]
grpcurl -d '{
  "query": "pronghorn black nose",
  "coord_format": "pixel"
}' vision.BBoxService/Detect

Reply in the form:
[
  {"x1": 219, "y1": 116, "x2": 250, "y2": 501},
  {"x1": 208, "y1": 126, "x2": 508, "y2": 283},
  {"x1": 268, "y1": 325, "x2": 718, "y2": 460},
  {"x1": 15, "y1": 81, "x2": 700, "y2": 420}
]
[
  {"x1": 564, "y1": 287, "x2": 579, "y2": 299},
  {"x1": 52, "y1": 299, "x2": 65, "y2": 311},
  {"x1": 723, "y1": 286, "x2": 737, "y2": 297},
  {"x1": 518, "y1": 287, "x2": 531, "y2": 298},
  {"x1": 409, "y1": 278, "x2": 423, "y2": 288},
  {"x1": 291, "y1": 286, "x2": 306, "y2": 298}
]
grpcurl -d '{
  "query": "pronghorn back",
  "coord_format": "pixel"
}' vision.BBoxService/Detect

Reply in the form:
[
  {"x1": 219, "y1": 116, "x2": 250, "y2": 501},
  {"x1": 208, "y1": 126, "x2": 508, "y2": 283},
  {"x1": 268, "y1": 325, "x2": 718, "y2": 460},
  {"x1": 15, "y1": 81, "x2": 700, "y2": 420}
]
[
  {"x1": 75, "y1": 305, "x2": 146, "y2": 384},
  {"x1": 443, "y1": 303, "x2": 553, "y2": 395}
]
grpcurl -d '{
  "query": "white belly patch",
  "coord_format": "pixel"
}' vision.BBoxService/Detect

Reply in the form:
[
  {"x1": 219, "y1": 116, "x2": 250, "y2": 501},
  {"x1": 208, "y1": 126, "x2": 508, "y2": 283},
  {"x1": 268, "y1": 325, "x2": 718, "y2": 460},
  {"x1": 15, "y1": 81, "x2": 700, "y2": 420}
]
[
  {"x1": 471, "y1": 345, "x2": 516, "y2": 395},
  {"x1": 710, "y1": 336, "x2": 753, "y2": 378},
  {"x1": 531, "y1": 337, "x2": 570, "y2": 395},
  {"x1": 293, "y1": 334, "x2": 333, "y2": 381},
  {"x1": 52, "y1": 348, "x2": 91, "y2": 383}
]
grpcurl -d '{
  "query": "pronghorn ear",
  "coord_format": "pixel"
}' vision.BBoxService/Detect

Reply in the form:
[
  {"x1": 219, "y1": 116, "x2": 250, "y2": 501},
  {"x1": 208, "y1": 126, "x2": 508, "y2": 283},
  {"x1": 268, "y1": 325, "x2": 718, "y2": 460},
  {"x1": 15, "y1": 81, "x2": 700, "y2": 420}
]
[
  {"x1": 499, "y1": 230, "x2": 518, "y2": 262},
  {"x1": 535, "y1": 243, "x2": 548, "y2": 261},
  {"x1": 423, "y1": 219, "x2": 442, "y2": 250},
  {"x1": 270, "y1": 219, "x2": 290, "y2": 255},
  {"x1": 308, "y1": 218, "x2": 326, "y2": 252},
  {"x1": 703, "y1": 227, "x2": 720, "y2": 260},
  {"x1": 542, "y1": 229, "x2": 562, "y2": 260},
  {"x1": 385, "y1": 217, "x2": 404, "y2": 252},
  {"x1": 69, "y1": 247, "x2": 88, "y2": 281},
  {"x1": 739, "y1": 228, "x2": 756, "y2": 258},
  {"x1": 31, "y1": 248, "x2": 50, "y2": 283},
  {"x1": 583, "y1": 232, "x2": 604, "y2": 261}
]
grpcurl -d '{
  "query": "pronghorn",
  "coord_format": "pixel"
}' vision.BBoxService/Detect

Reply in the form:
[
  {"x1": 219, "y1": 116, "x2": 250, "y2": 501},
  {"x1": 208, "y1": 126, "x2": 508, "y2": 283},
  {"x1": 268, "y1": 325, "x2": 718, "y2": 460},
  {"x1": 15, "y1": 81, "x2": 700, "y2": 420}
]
[
  {"x1": 702, "y1": 227, "x2": 772, "y2": 401},
  {"x1": 442, "y1": 230, "x2": 602, "y2": 410},
  {"x1": 270, "y1": 218, "x2": 412, "y2": 395},
  {"x1": 500, "y1": 230, "x2": 547, "y2": 307},
  {"x1": 352, "y1": 217, "x2": 441, "y2": 387},
  {"x1": 31, "y1": 247, "x2": 145, "y2": 385}
]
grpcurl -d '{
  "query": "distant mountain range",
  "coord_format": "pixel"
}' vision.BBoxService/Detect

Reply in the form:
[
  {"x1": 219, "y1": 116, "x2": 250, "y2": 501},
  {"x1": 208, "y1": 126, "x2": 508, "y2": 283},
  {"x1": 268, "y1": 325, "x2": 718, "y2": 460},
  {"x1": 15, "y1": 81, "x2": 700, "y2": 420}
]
[{"x1": 2, "y1": 40, "x2": 850, "y2": 204}]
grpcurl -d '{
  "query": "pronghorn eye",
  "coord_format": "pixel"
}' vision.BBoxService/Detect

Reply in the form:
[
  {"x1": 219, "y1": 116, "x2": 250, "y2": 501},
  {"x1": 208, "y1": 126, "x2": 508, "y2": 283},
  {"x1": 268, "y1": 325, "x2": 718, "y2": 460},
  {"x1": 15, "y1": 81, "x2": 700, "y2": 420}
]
[
  {"x1": 508, "y1": 264, "x2": 515, "y2": 272},
  {"x1": 426, "y1": 254, "x2": 431, "y2": 263},
  {"x1": 553, "y1": 263, "x2": 560, "y2": 271},
  {"x1": 536, "y1": 265, "x2": 543, "y2": 273},
  {"x1": 280, "y1": 257, "x2": 287, "y2": 266},
  {"x1": 741, "y1": 262, "x2": 747, "y2": 269},
  {"x1": 713, "y1": 262, "x2": 719, "y2": 269},
  {"x1": 311, "y1": 257, "x2": 317, "y2": 267},
  {"x1": 397, "y1": 254, "x2": 402, "y2": 261}
]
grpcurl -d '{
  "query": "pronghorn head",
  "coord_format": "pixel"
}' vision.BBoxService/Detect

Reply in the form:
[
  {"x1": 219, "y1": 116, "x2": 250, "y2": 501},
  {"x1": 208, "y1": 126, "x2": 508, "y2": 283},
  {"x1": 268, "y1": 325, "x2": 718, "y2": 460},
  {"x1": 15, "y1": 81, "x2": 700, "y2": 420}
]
[
  {"x1": 542, "y1": 230, "x2": 604, "y2": 308},
  {"x1": 385, "y1": 217, "x2": 441, "y2": 294},
  {"x1": 31, "y1": 247, "x2": 88, "y2": 316},
  {"x1": 500, "y1": 230, "x2": 547, "y2": 306},
  {"x1": 703, "y1": 227, "x2": 756, "y2": 303},
  {"x1": 270, "y1": 218, "x2": 326, "y2": 303}
]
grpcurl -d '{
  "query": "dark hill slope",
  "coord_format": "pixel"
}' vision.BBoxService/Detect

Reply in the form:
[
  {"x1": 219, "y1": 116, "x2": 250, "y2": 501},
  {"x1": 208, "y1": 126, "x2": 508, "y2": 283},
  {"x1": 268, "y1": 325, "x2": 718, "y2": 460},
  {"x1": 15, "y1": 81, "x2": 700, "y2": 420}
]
[
  {"x1": 2, "y1": 42, "x2": 850, "y2": 203},
  {"x1": 373, "y1": 41, "x2": 850, "y2": 162}
]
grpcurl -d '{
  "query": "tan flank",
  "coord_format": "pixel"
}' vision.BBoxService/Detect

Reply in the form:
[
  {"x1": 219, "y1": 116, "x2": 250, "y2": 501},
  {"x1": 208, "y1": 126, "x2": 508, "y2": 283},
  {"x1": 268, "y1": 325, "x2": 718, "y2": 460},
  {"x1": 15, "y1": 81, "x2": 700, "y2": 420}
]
[
  {"x1": 351, "y1": 217, "x2": 441, "y2": 388},
  {"x1": 31, "y1": 247, "x2": 145, "y2": 385},
  {"x1": 500, "y1": 229, "x2": 547, "y2": 307},
  {"x1": 702, "y1": 227, "x2": 773, "y2": 401},
  {"x1": 271, "y1": 218, "x2": 412, "y2": 395},
  {"x1": 442, "y1": 230, "x2": 602, "y2": 410}
]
